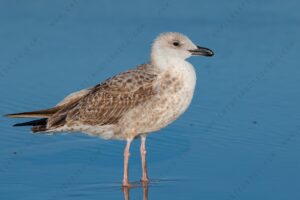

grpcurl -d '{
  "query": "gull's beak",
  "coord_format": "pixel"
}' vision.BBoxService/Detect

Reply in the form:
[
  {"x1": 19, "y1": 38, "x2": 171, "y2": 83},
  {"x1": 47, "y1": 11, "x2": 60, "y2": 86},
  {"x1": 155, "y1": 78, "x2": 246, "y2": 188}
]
[{"x1": 189, "y1": 45, "x2": 214, "y2": 57}]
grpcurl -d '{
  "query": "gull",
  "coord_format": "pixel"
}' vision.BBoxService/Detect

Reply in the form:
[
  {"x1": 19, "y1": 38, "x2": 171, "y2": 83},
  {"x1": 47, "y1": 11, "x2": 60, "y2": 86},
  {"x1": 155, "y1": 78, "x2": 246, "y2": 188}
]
[{"x1": 5, "y1": 32, "x2": 214, "y2": 187}]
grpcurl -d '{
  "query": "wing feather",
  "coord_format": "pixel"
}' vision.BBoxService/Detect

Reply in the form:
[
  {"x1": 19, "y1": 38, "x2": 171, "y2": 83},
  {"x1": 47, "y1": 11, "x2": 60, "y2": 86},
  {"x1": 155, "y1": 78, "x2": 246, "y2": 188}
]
[{"x1": 47, "y1": 64, "x2": 158, "y2": 128}]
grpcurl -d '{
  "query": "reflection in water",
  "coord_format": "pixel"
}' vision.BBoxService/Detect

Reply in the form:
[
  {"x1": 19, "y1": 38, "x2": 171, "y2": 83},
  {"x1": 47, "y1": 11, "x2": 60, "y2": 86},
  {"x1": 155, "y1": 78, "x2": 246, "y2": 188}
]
[{"x1": 123, "y1": 182, "x2": 149, "y2": 200}]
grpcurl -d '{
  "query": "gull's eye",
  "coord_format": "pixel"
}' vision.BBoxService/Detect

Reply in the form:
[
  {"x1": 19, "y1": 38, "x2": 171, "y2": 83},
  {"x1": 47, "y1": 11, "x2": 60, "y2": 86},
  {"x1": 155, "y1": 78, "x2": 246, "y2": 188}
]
[{"x1": 173, "y1": 41, "x2": 180, "y2": 47}]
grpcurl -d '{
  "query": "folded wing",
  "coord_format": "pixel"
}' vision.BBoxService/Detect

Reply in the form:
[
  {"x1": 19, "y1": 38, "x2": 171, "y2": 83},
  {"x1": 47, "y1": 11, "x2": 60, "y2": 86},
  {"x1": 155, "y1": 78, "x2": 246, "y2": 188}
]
[{"x1": 47, "y1": 64, "x2": 158, "y2": 130}]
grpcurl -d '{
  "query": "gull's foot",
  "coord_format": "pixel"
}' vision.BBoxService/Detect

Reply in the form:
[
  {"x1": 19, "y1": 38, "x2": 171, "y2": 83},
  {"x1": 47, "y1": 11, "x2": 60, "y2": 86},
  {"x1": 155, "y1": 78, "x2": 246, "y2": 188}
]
[
  {"x1": 140, "y1": 177, "x2": 149, "y2": 183},
  {"x1": 122, "y1": 181, "x2": 133, "y2": 188}
]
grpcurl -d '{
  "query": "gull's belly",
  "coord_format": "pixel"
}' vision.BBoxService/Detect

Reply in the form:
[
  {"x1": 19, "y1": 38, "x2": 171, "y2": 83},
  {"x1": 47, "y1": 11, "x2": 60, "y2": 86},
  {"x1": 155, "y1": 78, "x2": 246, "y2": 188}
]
[{"x1": 118, "y1": 88, "x2": 194, "y2": 136}]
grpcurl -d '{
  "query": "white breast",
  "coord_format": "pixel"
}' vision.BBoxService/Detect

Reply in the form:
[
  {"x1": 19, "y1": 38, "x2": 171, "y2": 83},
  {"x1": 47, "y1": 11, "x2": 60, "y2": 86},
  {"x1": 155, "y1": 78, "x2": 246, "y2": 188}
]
[
  {"x1": 119, "y1": 58, "x2": 197, "y2": 135},
  {"x1": 160, "y1": 58, "x2": 197, "y2": 123}
]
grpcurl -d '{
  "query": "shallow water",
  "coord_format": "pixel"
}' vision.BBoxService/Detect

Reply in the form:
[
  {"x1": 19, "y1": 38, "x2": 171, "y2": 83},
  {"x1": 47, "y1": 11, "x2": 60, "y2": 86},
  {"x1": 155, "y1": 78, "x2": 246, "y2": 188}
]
[{"x1": 1, "y1": 0, "x2": 300, "y2": 199}]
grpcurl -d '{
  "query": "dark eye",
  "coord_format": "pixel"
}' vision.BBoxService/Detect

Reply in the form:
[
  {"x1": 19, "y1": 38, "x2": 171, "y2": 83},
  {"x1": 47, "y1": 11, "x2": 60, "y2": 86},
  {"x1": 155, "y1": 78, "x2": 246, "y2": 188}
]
[{"x1": 173, "y1": 41, "x2": 180, "y2": 47}]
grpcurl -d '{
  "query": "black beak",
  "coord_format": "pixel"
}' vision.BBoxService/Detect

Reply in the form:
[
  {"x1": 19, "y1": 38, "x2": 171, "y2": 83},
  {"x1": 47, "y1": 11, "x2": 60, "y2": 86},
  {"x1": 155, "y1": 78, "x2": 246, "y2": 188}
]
[{"x1": 189, "y1": 45, "x2": 214, "y2": 57}]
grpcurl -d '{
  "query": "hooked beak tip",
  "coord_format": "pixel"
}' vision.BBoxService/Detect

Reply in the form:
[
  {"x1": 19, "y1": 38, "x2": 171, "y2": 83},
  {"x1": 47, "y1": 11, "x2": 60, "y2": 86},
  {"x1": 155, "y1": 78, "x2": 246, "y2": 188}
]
[{"x1": 189, "y1": 45, "x2": 214, "y2": 57}]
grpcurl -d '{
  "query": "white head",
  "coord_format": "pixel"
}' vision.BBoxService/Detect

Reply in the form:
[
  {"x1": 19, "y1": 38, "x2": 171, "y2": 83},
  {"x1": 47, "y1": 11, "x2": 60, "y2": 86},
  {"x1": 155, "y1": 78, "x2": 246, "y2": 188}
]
[{"x1": 151, "y1": 32, "x2": 214, "y2": 65}]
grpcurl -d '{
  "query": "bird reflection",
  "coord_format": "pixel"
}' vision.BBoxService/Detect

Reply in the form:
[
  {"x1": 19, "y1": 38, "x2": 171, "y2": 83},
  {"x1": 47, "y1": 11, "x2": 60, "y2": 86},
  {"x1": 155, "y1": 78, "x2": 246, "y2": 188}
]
[{"x1": 123, "y1": 182, "x2": 149, "y2": 200}]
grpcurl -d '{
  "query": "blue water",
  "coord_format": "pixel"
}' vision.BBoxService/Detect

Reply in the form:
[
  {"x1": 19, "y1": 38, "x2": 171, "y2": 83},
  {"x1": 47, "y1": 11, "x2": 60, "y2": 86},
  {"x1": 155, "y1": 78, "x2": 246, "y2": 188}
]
[{"x1": 1, "y1": 0, "x2": 299, "y2": 199}]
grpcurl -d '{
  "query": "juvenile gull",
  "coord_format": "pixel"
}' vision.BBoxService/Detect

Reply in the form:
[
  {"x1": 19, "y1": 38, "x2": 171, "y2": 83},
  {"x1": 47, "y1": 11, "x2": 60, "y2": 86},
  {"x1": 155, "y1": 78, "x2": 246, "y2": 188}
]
[{"x1": 5, "y1": 32, "x2": 214, "y2": 187}]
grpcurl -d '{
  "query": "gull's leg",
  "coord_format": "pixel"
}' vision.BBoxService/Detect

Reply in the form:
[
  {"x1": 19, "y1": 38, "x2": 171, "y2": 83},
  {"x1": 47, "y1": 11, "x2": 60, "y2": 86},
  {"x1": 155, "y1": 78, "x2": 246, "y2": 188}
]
[
  {"x1": 123, "y1": 138, "x2": 133, "y2": 187},
  {"x1": 140, "y1": 135, "x2": 149, "y2": 182}
]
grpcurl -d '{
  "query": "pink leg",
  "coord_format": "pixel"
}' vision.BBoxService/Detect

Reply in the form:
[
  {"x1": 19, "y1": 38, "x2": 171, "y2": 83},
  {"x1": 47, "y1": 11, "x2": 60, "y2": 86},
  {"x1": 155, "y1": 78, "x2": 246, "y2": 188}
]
[
  {"x1": 123, "y1": 138, "x2": 133, "y2": 187},
  {"x1": 140, "y1": 135, "x2": 149, "y2": 182}
]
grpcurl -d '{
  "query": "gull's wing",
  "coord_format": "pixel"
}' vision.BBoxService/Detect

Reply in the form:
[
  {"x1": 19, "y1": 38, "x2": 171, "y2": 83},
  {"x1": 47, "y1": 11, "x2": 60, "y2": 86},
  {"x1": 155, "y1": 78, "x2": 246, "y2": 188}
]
[
  {"x1": 56, "y1": 88, "x2": 92, "y2": 107},
  {"x1": 48, "y1": 64, "x2": 158, "y2": 129}
]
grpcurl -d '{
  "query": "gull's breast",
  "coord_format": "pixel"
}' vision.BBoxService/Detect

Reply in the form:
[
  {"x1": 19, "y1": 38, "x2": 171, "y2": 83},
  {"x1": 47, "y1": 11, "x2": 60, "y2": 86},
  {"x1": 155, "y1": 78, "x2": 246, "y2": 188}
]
[{"x1": 118, "y1": 62, "x2": 197, "y2": 136}]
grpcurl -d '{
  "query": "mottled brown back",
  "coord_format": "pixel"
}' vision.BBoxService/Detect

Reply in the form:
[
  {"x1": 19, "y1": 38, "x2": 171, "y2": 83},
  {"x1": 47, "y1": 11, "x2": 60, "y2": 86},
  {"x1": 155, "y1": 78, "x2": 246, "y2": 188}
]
[{"x1": 47, "y1": 64, "x2": 159, "y2": 129}]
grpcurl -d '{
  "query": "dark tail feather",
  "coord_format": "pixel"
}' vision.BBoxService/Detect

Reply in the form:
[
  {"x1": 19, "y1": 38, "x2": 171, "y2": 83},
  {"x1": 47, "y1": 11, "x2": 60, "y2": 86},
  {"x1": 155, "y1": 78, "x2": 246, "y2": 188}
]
[
  {"x1": 13, "y1": 118, "x2": 48, "y2": 133},
  {"x1": 5, "y1": 107, "x2": 61, "y2": 119},
  {"x1": 13, "y1": 118, "x2": 47, "y2": 127}
]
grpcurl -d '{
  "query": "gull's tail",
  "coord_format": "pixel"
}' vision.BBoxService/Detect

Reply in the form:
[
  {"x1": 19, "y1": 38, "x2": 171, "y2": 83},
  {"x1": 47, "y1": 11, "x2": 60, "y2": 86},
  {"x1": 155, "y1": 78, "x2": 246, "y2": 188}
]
[
  {"x1": 13, "y1": 118, "x2": 48, "y2": 132},
  {"x1": 4, "y1": 107, "x2": 60, "y2": 132},
  {"x1": 4, "y1": 107, "x2": 60, "y2": 119},
  {"x1": 13, "y1": 118, "x2": 47, "y2": 126}
]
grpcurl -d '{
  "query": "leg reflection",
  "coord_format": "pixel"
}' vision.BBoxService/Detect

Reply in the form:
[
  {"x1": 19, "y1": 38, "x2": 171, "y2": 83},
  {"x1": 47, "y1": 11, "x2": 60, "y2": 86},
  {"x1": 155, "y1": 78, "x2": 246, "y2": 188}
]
[
  {"x1": 123, "y1": 186, "x2": 130, "y2": 200},
  {"x1": 122, "y1": 182, "x2": 149, "y2": 200},
  {"x1": 142, "y1": 182, "x2": 149, "y2": 200}
]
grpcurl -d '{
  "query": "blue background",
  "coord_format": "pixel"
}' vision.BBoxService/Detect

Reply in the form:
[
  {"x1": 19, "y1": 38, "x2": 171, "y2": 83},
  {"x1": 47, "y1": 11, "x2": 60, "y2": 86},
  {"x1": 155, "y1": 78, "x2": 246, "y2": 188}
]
[{"x1": 0, "y1": 0, "x2": 299, "y2": 199}]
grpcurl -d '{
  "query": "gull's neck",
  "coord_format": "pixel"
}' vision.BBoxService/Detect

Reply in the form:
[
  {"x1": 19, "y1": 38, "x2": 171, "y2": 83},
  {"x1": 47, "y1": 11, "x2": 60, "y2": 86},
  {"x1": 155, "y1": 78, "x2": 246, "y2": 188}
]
[
  {"x1": 151, "y1": 50, "x2": 197, "y2": 92},
  {"x1": 151, "y1": 52, "x2": 190, "y2": 72}
]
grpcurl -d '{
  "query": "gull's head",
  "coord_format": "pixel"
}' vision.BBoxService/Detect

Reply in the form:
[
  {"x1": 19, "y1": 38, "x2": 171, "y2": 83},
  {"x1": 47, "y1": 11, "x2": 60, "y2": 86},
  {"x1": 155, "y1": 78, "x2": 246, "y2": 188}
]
[{"x1": 151, "y1": 32, "x2": 214, "y2": 63}]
